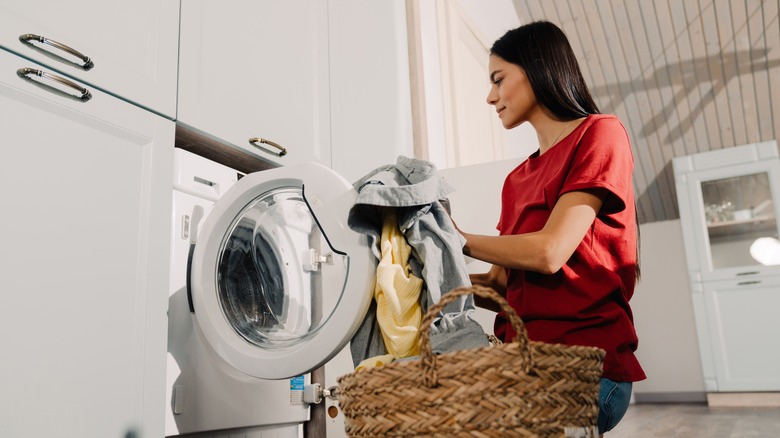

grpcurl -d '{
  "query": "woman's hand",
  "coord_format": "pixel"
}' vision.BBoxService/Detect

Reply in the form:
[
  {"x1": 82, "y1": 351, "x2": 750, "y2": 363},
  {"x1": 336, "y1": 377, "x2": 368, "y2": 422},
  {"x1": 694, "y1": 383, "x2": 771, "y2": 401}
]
[{"x1": 469, "y1": 265, "x2": 507, "y2": 312}]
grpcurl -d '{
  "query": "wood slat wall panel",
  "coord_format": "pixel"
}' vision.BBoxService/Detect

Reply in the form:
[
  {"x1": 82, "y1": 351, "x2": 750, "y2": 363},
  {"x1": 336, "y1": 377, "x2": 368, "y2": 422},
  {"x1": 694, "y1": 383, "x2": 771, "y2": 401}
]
[
  {"x1": 731, "y1": 0, "x2": 761, "y2": 145},
  {"x1": 715, "y1": 0, "x2": 748, "y2": 146},
  {"x1": 668, "y1": 0, "x2": 713, "y2": 158},
  {"x1": 640, "y1": 1, "x2": 685, "y2": 161},
  {"x1": 747, "y1": 0, "x2": 774, "y2": 140},
  {"x1": 682, "y1": 0, "x2": 721, "y2": 156},
  {"x1": 547, "y1": 2, "x2": 595, "y2": 85},
  {"x1": 568, "y1": 0, "x2": 608, "y2": 92},
  {"x1": 664, "y1": 0, "x2": 703, "y2": 157},
  {"x1": 765, "y1": 1, "x2": 780, "y2": 144},
  {"x1": 651, "y1": 1, "x2": 690, "y2": 159},
  {"x1": 700, "y1": 0, "x2": 735, "y2": 148}
]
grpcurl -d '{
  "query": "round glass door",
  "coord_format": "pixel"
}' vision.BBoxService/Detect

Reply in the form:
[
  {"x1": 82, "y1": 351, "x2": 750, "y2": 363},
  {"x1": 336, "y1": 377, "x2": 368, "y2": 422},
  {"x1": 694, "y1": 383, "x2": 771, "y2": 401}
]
[
  {"x1": 217, "y1": 187, "x2": 342, "y2": 349},
  {"x1": 188, "y1": 163, "x2": 374, "y2": 379}
]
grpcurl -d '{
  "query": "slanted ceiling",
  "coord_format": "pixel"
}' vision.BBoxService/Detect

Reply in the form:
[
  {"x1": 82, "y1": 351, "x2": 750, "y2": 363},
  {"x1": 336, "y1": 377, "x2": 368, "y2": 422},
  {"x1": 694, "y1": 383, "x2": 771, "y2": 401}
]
[{"x1": 513, "y1": 0, "x2": 780, "y2": 224}]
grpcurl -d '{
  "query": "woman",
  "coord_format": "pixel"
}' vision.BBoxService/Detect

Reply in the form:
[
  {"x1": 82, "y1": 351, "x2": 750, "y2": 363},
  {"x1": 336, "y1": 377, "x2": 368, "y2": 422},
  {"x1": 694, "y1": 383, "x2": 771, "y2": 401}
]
[{"x1": 457, "y1": 21, "x2": 646, "y2": 435}]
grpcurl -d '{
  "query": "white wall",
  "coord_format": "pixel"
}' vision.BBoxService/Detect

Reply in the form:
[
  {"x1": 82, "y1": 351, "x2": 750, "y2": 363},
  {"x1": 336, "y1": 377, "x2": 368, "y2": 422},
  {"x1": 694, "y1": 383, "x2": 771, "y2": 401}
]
[
  {"x1": 329, "y1": 0, "x2": 414, "y2": 184},
  {"x1": 632, "y1": 219, "x2": 705, "y2": 399},
  {"x1": 439, "y1": 157, "x2": 524, "y2": 332},
  {"x1": 456, "y1": 0, "x2": 520, "y2": 42}
]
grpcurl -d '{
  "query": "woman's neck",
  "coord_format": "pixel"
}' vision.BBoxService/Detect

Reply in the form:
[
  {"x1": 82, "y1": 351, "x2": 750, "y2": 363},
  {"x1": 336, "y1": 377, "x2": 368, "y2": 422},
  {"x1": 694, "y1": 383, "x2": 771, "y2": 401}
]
[{"x1": 534, "y1": 116, "x2": 587, "y2": 154}]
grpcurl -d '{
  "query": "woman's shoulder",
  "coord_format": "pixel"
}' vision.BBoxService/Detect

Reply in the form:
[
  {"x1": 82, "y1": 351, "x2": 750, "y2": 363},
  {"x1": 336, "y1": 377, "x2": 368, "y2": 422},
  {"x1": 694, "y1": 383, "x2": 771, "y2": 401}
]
[
  {"x1": 583, "y1": 113, "x2": 622, "y2": 127},
  {"x1": 580, "y1": 114, "x2": 629, "y2": 139}
]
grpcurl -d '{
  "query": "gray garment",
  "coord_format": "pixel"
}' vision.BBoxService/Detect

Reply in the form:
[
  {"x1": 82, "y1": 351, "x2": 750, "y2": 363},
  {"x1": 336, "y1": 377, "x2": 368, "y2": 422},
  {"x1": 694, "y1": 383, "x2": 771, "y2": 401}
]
[{"x1": 348, "y1": 156, "x2": 488, "y2": 366}]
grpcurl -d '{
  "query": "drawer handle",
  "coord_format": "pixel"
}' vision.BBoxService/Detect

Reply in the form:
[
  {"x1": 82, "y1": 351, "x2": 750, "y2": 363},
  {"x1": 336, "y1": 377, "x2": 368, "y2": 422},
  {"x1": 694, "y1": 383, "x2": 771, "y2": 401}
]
[
  {"x1": 249, "y1": 137, "x2": 288, "y2": 157},
  {"x1": 19, "y1": 34, "x2": 94, "y2": 71},
  {"x1": 17, "y1": 68, "x2": 92, "y2": 102},
  {"x1": 737, "y1": 280, "x2": 761, "y2": 286}
]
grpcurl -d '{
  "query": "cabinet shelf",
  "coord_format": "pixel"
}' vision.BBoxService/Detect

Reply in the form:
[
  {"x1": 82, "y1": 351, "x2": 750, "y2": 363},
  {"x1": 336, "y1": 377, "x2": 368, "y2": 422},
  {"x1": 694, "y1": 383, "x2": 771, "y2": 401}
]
[
  {"x1": 707, "y1": 214, "x2": 776, "y2": 239},
  {"x1": 707, "y1": 214, "x2": 774, "y2": 228}
]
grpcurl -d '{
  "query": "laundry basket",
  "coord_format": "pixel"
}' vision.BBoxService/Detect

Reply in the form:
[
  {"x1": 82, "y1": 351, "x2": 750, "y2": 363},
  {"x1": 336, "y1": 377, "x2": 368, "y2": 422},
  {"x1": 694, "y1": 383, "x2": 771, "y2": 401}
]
[{"x1": 337, "y1": 285, "x2": 605, "y2": 437}]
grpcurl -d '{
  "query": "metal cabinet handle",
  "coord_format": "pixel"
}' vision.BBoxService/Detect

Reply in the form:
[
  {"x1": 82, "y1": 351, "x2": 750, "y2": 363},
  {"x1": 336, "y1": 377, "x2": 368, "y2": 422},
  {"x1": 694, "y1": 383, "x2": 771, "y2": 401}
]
[
  {"x1": 735, "y1": 271, "x2": 760, "y2": 276},
  {"x1": 737, "y1": 280, "x2": 761, "y2": 286},
  {"x1": 249, "y1": 137, "x2": 288, "y2": 157},
  {"x1": 19, "y1": 34, "x2": 94, "y2": 70},
  {"x1": 17, "y1": 68, "x2": 92, "y2": 102}
]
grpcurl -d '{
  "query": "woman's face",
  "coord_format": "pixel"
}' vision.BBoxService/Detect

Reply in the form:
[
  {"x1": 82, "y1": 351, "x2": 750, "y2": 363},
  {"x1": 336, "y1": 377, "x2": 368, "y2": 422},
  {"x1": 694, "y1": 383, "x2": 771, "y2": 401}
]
[{"x1": 486, "y1": 54, "x2": 538, "y2": 129}]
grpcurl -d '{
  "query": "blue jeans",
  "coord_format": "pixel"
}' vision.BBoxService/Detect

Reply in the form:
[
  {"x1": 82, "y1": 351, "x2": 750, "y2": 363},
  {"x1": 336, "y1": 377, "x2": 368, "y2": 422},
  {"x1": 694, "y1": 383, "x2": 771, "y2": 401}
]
[{"x1": 597, "y1": 378, "x2": 632, "y2": 434}]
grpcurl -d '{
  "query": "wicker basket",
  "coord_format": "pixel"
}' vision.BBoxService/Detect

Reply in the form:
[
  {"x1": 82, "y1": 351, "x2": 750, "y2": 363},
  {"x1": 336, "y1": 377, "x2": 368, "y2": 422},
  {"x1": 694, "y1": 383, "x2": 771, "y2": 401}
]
[{"x1": 337, "y1": 285, "x2": 606, "y2": 437}]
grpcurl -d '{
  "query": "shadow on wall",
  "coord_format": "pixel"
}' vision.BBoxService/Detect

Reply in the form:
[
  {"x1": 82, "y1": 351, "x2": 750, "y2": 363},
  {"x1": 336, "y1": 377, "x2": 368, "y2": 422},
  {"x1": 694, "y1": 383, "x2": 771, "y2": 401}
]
[
  {"x1": 636, "y1": 160, "x2": 678, "y2": 225},
  {"x1": 592, "y1": 49, "x2": 779, "y2": 146}
]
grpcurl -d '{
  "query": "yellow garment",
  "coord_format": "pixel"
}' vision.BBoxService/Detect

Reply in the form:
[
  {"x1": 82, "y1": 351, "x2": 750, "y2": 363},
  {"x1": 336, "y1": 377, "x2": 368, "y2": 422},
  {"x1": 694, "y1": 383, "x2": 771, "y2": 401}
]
[
  {"x1": 374, "y1": 209, "x2": 424, "y2": 358},
  {"x1": 355, "y1": 354, "x2": 395, "y2": 372}
]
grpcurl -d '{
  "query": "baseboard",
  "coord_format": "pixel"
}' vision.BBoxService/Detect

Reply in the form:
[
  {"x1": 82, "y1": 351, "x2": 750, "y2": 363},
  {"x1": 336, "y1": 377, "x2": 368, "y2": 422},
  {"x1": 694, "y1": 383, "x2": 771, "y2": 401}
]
[
  {"x1": 633, "y1": 392, "x2": 707, "y2": 403},
  {"x1": 707, "y1": 392, "x2": 780, "y2": 407}
]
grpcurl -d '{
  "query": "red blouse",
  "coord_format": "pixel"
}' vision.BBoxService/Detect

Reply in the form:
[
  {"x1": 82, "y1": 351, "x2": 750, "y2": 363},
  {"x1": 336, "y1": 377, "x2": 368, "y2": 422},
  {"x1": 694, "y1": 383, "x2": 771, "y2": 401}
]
[{"x1": 495, "y1": 114, "x2": 646, "y2": 382}]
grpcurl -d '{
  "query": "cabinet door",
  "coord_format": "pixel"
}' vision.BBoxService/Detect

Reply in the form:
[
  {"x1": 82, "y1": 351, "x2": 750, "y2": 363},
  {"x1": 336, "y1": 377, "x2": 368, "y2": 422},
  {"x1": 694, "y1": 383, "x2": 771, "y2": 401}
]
[
  {"x1": 0, "y1": 0, "x2": 179, "y2": 118},
  {"x1": 701, "y1": 277, "x2": 780, "y2": 391},
  {"x1": 0, "y1": 50, "x2": 172, "y2": 437},
  {"x1": 178, "y1": 0, "x2": 331, "y2": 168},
  {"x1": 328, "y1": 0, "x2": 414, "y2": 183},
  {"x1": 674, "y1": 142, "x2": 780, "y2": 281}
]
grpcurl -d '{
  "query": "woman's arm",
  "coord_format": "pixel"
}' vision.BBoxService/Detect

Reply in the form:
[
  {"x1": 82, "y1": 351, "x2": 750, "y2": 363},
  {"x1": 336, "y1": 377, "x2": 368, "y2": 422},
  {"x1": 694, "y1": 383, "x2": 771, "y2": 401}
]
[{"x1": 462, "y1": 189, "x2": 607, "y2": 274}]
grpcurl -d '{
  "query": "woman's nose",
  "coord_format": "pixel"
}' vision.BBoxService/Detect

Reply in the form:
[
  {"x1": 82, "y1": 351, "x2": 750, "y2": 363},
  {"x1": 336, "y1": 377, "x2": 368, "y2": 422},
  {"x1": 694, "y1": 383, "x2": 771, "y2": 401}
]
[{"x1": 486, "y1": 87, "x2": 497, "y2": 105}]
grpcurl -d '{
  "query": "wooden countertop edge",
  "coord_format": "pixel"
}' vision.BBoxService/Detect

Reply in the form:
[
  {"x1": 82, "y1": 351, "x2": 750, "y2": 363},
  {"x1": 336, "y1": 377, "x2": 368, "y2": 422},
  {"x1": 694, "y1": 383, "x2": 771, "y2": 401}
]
[{"x1": 175, "y1": 123, "x2": 279, "y2": 174}]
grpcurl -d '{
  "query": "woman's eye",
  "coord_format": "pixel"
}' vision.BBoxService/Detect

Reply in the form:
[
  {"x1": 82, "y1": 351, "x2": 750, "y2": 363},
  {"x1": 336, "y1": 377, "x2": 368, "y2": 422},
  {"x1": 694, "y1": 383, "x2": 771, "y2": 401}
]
[{"x1": 493, "y1": 79, "x2": 503, "y2": 86}]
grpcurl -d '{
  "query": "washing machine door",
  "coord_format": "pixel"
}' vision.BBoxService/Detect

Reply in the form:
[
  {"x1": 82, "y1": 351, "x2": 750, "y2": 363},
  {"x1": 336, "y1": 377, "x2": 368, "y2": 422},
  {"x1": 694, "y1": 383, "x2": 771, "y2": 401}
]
[{"x1": 188, "y1": 162, "x2": 374, "y2": 379}]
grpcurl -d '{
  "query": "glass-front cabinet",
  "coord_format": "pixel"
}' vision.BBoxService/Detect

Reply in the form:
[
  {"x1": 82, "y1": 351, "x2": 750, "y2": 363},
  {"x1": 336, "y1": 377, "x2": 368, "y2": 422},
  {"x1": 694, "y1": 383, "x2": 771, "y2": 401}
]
[
  {"x1": 674, "y1": 141, "x2": 780, "y2": 281},
  {"x1": 673, "y1": 140, "x2": 780, "y2": 393}
]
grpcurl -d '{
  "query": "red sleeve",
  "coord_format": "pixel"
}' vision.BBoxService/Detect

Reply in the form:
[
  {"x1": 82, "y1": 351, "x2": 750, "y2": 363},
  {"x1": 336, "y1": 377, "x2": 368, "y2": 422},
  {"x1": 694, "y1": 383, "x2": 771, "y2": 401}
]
[{"x1": 561, "y1": 118, "x2": 633, "y2": 215}]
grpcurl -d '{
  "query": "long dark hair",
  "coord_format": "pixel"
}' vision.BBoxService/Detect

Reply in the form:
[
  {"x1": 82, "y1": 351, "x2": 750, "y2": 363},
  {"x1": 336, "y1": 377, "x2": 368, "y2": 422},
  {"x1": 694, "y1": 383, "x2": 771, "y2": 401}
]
[
  {"x1": 491, "y1": 21, "x2": 600, "y2": 119},
  {"x1": 492, "y1": 21, "x2": 642, "y2": 280}
]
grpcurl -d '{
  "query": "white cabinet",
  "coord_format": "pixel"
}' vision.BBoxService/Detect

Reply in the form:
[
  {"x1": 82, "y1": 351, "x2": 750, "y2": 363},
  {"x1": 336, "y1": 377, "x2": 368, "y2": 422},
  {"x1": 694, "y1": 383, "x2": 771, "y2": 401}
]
[
  {"x1": 0, "y1": 49, "x2": 172, "y2": 438},
  {"x1": 694, "y1": 277, "x2": 780, "y2": 392},
  {"x1": 177, "y1": 0, "x2": 414, "y2": 180},
  {"x1": 674, "y1": 141, "x2": 780, "y2": 393},
  {"x1": 0, "y1": 0, "x2": 180, "y2": 118},
  {"x1": 327, "y1": 0, "x2": 414, "y2": 183},
  {"x1": 178, "y1": 0, "x2": 332, "y2": 168}
]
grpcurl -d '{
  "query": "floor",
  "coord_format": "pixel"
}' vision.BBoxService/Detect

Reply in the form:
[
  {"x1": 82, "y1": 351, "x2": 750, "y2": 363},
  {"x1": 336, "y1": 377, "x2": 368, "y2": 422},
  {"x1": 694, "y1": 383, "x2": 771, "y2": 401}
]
[{"x1": 608, "y1": 403, "x2": 780, "y2": 437}]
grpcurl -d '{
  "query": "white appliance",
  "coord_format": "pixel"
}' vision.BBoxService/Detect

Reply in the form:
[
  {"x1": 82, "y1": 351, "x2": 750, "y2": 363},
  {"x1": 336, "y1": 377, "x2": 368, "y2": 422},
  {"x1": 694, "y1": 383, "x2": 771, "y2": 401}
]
[{"x1": 166, "y1": 149, "x2": 374, "y2": 437}]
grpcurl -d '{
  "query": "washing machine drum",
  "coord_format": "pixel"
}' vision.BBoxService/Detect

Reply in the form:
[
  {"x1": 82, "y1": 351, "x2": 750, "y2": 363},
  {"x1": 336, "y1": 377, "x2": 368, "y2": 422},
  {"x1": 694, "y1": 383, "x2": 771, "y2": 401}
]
[
  {"x1": 217, "y1": 209, "x2": 288, "y2": 345},
  {"x1": 188, "y1": 163, "x2": 374, "y2": 380}
]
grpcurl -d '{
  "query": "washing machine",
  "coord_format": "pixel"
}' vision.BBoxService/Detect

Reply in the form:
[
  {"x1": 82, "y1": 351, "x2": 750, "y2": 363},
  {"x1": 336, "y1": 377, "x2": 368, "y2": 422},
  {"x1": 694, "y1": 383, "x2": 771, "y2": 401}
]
[{"x1": 166, "y1": 149, "x2": 374, "y2": 437}]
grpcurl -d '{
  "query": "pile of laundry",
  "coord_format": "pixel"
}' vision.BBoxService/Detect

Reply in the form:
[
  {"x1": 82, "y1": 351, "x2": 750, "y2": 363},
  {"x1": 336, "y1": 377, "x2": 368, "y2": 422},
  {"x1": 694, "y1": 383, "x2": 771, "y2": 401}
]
[{"x1": 348, "y1": 156, "x2": 489, "y2": 369}]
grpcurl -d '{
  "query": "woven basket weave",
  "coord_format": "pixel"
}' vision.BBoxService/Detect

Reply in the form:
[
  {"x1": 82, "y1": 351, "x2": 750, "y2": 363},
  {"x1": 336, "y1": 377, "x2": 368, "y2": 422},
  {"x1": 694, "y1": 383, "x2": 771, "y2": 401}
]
[{"x1": 337, "y1": 285, "x2": 606, "y2": 437}]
